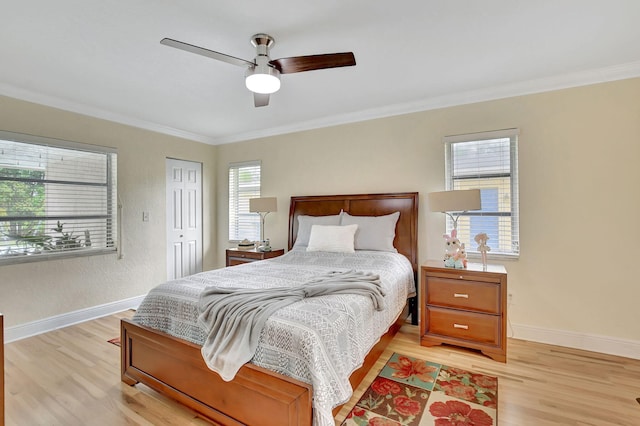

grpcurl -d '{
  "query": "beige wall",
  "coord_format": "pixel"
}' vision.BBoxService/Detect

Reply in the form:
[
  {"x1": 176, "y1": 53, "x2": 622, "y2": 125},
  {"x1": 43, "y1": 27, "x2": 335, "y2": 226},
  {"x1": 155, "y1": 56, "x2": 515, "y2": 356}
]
[
  {"x1": 216, "y1": 78, "x2": 640, "y2": 343},
  {"x1": 2, "y1": 77, "x2": 638, "y2": 347},
  {"x1": 0, "y1": 96, "x2": 218, "y2": 327}
]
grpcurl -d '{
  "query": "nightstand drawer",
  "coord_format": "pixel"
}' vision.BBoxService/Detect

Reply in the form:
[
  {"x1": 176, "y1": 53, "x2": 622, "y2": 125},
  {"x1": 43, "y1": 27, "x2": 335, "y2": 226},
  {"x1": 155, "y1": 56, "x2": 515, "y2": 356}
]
[
  {"x1": 227, "y1": 258, "x2": 250, "y2": 266},
  {"x1": 230, "y1": 251, "x2": 255, "y2": 259},
  {"x1": 225, "y1": 248, "x2": 285, "y2": 266},
  {"x1": 426, "y1": 307, "x2": 500, "y2": 345},
  {"x1": 427, "y1": 277, "x2": 500, "y2": 313}
]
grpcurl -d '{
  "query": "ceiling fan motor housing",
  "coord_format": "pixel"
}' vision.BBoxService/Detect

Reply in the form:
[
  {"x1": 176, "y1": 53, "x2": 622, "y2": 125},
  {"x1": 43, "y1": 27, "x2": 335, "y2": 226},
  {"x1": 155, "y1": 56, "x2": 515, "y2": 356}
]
[
  {"x1": 245, "y1": 33, "x2": 281, "y2": 94},
  {"x1": 250, "y1": 33, "x2": 275, "y2": 52}
]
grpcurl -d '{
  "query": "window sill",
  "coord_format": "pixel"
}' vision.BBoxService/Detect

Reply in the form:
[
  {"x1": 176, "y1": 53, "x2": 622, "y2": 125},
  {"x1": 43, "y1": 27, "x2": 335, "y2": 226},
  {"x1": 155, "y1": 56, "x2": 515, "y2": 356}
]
[{"x1": 0, "y1": 248, "x2": 117, "y2": 266}]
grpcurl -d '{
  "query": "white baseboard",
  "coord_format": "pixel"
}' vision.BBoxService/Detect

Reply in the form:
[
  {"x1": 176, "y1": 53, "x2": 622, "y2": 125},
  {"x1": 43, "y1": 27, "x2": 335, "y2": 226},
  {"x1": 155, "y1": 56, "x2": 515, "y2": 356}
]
[
  {"x1": 511, "y1": 323, "x2": 640, "y2": 360},
  {"x1": 4, "y1": 295, "x2": 145, "y2": 343}
]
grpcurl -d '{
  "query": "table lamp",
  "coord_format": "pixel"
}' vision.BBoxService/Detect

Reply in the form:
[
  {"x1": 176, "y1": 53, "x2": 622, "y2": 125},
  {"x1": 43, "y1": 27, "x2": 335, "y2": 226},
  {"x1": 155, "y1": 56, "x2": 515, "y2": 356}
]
[
  {"x1": 428, "y1": 189, "x2": 481, "y2": 232},
  {"x1": 249, "y1": 197, "x2": 277, "y2": 252},
  {"x1": 429, "y1": 189, "x2": 481, "y2": 268}
]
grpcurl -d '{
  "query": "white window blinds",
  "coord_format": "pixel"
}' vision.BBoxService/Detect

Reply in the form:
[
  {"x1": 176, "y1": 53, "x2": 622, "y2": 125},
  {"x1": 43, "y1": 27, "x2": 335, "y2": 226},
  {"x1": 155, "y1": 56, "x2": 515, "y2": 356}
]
[
  {"x1": 444, "y1": 129, "x2": 520, "y2": 257},
  {"x1": 0, "y1": 131, "x2": 118, "y2": 264},
  {"x1": 228, "y1": 161, "x2": 261, "y2": 241}
]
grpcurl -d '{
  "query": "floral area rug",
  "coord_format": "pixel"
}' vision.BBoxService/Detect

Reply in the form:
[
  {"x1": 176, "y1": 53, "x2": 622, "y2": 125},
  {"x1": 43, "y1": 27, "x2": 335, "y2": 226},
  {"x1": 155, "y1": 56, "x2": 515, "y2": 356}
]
[{"x1": 342, "y1": 353, "x2": 497, "y2": 426}]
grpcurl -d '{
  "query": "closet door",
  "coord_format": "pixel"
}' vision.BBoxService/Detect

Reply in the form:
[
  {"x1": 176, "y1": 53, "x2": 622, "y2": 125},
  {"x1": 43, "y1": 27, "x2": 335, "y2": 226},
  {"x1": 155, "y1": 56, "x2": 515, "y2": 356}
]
[{"x1": 166, "y1": 159, "x2": 203, "y2": 280}]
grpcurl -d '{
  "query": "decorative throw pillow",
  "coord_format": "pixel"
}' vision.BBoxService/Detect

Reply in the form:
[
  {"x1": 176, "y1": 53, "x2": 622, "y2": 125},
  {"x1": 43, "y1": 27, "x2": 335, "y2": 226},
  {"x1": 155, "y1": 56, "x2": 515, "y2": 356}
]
[
  {"x1": 294, "y1": 213, "x2": 342, "y2": 247},
  {"x1": 340, "y1": 211, "x2": 400, "y2": 252},
  {"x1": 306, "y1": 224, "x2": 358, "y2": 253}
]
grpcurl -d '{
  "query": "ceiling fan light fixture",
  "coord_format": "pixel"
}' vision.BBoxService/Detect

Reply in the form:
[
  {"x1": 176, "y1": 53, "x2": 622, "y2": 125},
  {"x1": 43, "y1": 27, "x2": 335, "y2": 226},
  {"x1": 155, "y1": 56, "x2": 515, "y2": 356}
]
[
  {"x1": 245, "y1": 64, "x2": 281, "y2": 94},
  {"x1": 160, "y1": 33, "x2": 355, "y2": 106}
]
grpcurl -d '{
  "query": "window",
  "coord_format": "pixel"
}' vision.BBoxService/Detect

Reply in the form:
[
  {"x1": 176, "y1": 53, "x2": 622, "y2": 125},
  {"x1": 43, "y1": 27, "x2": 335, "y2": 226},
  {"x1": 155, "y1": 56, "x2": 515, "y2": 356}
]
[
  {"x1": 444, "y1": 129, "x2": 519, "y2": 257},
  {"x1": 0, "y1": 131, "x2": 118, "y2": 264},
  {"x1": 228, "y1": 161, "x2": 261, "y2": 241}
]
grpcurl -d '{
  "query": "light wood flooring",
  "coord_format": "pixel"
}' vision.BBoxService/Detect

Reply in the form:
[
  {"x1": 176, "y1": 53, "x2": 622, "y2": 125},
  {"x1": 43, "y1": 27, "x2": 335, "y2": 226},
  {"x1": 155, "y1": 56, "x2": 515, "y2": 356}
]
[{"x1": 4, "y1": 310, "x2": 640, "y2": 425}]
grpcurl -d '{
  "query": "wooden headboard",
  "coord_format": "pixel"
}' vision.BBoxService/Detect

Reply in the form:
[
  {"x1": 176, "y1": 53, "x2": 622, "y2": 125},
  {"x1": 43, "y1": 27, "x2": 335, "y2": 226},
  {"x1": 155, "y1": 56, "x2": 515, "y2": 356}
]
[{"x1": 288, "y1": 192, "x2": 419, "y2": 274}]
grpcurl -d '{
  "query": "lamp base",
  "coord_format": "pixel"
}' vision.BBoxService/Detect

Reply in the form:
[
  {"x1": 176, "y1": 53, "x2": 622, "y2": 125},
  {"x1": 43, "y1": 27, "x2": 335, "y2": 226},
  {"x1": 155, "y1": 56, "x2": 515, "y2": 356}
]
[{"x1": 257, "y1": 239, "x2": 272, "y2": 252}]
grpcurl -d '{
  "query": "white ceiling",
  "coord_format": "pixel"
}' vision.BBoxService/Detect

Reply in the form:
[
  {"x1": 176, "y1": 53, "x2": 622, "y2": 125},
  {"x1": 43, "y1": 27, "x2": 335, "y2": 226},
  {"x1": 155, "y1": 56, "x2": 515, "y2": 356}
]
[{"x1": 2, "y1": 1, "x2": 640, "y2": 145}]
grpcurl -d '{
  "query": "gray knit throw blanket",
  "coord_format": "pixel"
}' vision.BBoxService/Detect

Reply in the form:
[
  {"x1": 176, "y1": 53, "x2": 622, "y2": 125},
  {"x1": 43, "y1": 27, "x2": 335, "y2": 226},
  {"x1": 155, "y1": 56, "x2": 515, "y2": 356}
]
[{"x1": 197, "y1": 270, "x2": 385, "y2": 381}]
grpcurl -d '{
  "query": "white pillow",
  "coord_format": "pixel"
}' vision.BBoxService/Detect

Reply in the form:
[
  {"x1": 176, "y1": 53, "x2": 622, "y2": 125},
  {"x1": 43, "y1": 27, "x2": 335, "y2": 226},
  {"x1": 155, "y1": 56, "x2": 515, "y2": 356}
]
[
  {"x1": 340, "y1": 211, "x2": 400, "y2": 252},
  {"x1": 306, "y1": 224, "x2": 358, "y2": 253},
  {"x1": 294, "y1": 213, "x2": 342, "y2": 247}
]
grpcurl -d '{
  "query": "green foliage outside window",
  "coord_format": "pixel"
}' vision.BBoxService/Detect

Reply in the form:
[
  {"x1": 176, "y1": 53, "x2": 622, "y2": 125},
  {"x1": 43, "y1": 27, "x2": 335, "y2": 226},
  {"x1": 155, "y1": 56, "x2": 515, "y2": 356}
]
[
  {"x1": 0, "y1": 168, "x2": 46, "y2": 248},
  {"x1": 0, "y1": 168, "x2": 86, "y2": 254}
]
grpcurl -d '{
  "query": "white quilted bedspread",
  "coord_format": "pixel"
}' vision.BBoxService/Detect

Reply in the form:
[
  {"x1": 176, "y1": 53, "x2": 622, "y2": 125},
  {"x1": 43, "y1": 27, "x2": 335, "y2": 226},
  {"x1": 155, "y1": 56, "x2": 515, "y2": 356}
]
[{"x1": 133, "y1": 248, "x2": 415, "y2": 426}]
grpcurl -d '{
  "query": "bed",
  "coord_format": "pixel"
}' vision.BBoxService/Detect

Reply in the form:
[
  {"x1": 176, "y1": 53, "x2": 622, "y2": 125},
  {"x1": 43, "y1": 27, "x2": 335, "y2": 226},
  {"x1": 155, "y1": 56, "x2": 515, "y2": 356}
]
[{"x1": 121, "y1": 192, "x2": 419, "y2": 426}]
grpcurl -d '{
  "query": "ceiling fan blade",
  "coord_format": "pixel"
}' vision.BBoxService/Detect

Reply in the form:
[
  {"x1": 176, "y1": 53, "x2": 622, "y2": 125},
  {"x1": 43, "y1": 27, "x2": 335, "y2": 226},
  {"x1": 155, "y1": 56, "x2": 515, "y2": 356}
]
[
  {"x1": 270, "y1": 52, "x2": 356, "y2": 74},
  {"x1": 160, "y1": 38, "x2": 254, "y2": 68},
  {"x1": 254, "y1": 92, "x2": 270, "y2": 107}
]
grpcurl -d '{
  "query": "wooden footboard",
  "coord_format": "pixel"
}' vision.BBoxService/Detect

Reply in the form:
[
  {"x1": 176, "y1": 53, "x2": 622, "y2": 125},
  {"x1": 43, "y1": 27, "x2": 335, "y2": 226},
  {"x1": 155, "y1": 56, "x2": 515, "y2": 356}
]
[
  {"x1": 121, "y1": 311, "x2": 405, "y2": 425},
  {"x1": 121, "y1": 318, "x2": 313, "y2": 426}
]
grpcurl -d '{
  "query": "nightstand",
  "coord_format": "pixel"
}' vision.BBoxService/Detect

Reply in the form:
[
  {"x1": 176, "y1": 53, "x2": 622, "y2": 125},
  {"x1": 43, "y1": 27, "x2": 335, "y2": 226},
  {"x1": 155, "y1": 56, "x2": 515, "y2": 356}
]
[
  {"x1": 226, "y1": 248, "x2": 285, "y2": 266},
  {"x1": 420, "y1": 261, "x2": 507, "y2": 362}
]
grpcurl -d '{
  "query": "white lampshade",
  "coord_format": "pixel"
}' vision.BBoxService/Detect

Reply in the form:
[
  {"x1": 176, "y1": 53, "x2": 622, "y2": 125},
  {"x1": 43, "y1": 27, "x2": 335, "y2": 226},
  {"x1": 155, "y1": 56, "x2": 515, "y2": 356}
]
[
  {"x1": 428, "y1": 189, "x2": 481, "y2": 213},
  {"x1": 245, "y1": 66, "x2": 281, "y2": 94},
  {"x1": 249, "y1": 197, "x2": 277, "y2": 213}
]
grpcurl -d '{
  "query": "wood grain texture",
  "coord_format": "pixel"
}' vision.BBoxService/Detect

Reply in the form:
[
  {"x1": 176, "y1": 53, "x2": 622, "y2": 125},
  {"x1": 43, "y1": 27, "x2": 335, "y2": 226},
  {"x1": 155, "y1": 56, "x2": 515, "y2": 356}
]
[
  {"x1": 121, "y1": 311, "x2": 407, "y2": 425},
  {"x1": 4, "y1": 312, "x2": 640, "y2": 425},
  {"x1": 421, "y1": 262, "x2": 508, "y2": 362},
  {"x1": 5, "y1": 311, "x2": 210, "y2": 425},
  {"x1": 121, "y1": 318, "x2": 313, "y2": 426},
  {"x1": 271, "y1": 53, "x2": 356, "y2": 74},
  {"x1": 1, "y1": 313, "x2": 4, "y2": 426}
]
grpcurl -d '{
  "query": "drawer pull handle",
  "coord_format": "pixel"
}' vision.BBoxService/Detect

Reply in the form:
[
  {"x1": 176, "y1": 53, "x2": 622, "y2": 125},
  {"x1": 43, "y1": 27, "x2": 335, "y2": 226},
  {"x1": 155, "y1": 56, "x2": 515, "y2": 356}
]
[
  {"x1": 453, "y1": 293, "x2": 469, "y2": 298},
  {"x1": 453, "y1": 323, "x2": 469, "y2": 330}
]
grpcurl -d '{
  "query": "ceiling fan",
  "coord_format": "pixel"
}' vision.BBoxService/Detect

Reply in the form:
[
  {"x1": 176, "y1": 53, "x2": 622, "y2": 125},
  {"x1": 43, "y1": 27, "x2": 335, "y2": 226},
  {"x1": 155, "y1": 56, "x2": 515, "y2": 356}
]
[{"x1": 160, "y1": 34, "x2": 356, "y2": 107}]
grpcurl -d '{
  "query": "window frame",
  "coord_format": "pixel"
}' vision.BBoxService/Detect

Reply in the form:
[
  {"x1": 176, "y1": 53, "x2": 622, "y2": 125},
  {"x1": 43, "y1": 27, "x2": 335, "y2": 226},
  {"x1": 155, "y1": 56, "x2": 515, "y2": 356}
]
[
  {"x1": 0, "y1": 130, "x2": 118, "y2": 265},
  {"x1": 228, "y1": 160, "x2": 261, "y2": 242},
  {"x1": 443, "y1": 128, "x2": 520, "y2": 259}
]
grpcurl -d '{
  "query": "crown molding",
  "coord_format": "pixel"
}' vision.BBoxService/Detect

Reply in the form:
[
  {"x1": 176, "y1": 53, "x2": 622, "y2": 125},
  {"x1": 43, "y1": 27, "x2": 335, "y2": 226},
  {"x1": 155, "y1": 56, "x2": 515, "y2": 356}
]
[
  {"x1": 3, "y1": 60, "x2": 640, "y2": 146},
  {"x1": 217, "y1": 60, "x2": 640, "y2": 144},
  {"x1": 0, "y1": 83, "x2": 216, "y2": 145}
]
